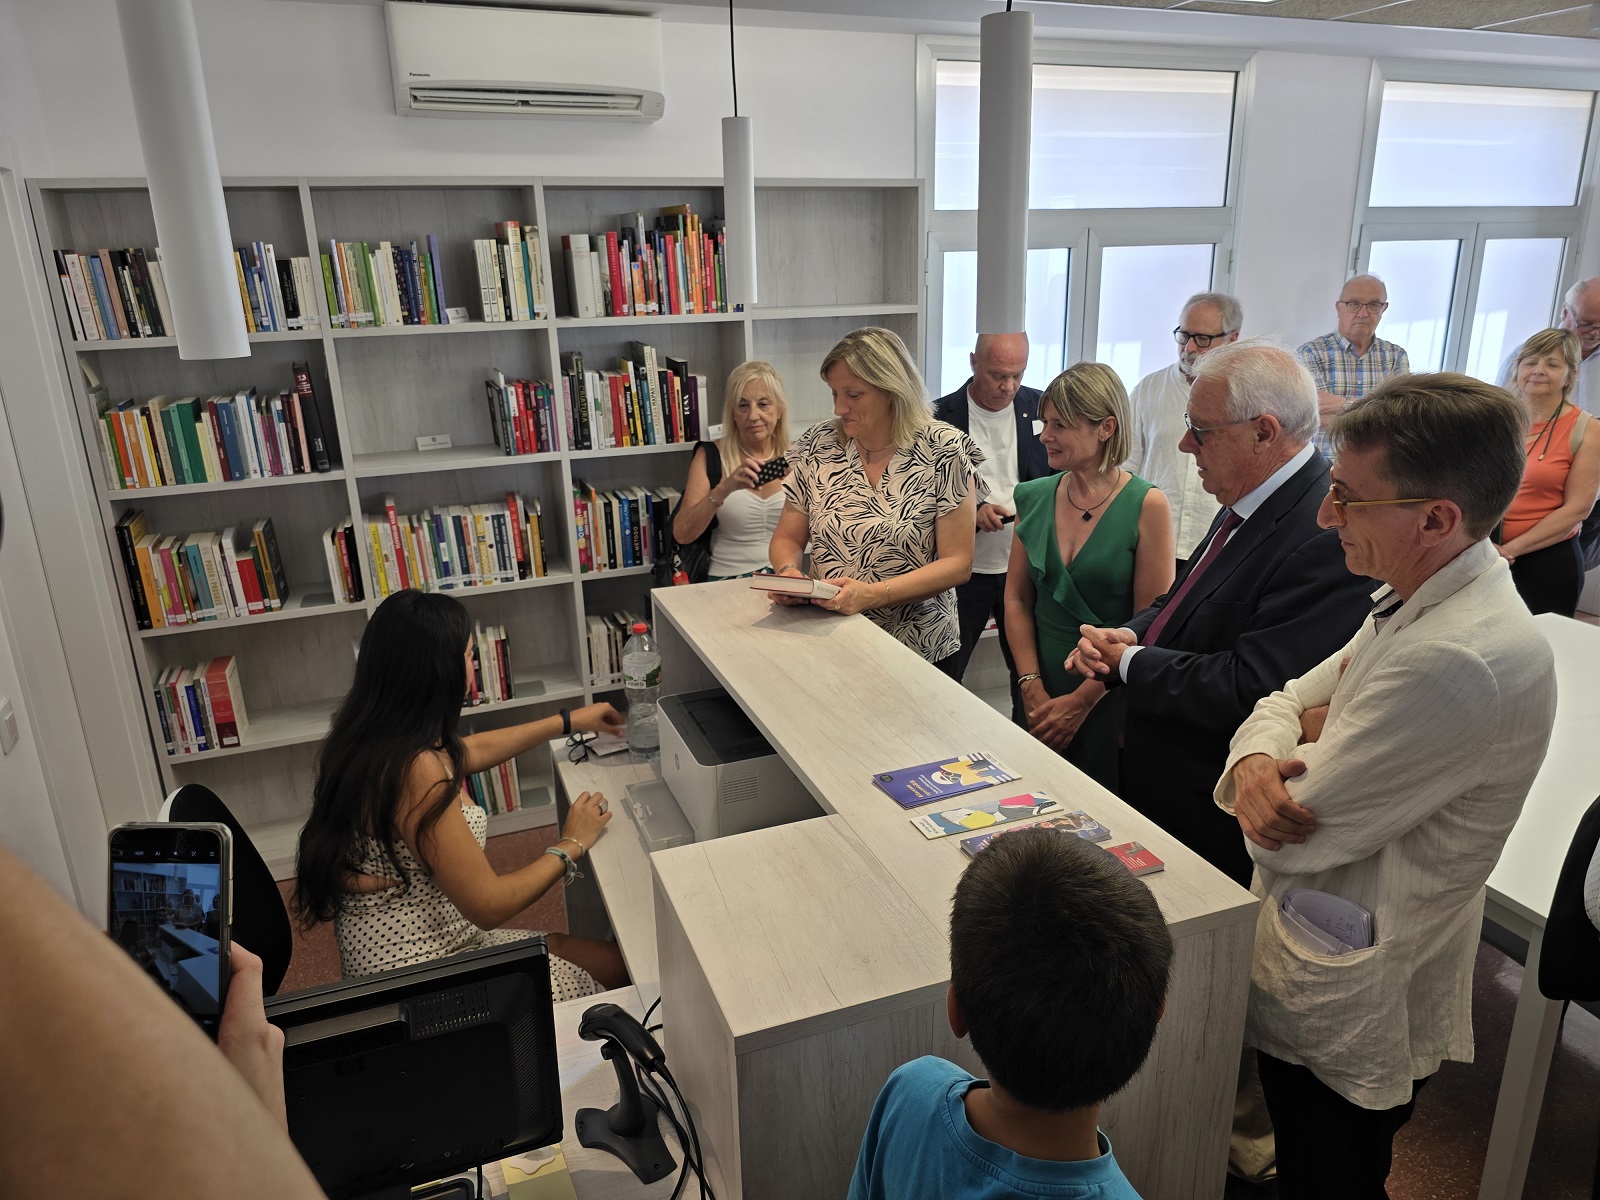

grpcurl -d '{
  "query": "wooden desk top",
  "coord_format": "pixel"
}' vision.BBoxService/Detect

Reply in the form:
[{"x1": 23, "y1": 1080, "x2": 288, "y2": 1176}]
[
  {"x1": 1487, "y1": 614, "x2": 1600, "y2": 927},
  {"x1": 651, "y1": 581, "x2": 1256, "y2": 939},
  {"x1": 651, "y1": 816, "x2": 950, "y2": 1052}
]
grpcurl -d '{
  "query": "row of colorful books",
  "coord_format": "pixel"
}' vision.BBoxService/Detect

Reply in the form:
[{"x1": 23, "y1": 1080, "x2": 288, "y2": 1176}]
[
  {"x1": 152, "y1": 655, "x2": 252, "y2": 757},
  {"x1": 114, "y1": 512, "x2": 289, "y2": 631},
  {"x1": 360, "y1": 494, "x2": 551, "y2": 599},
  {"x1": 585, "y1": 610, "x2": 646, "y2": 688},
  {"x1": 573, "y1": 482, "x2": 679, "y2": 574},
  {"x1": 53, "y1": 246, "x2": 173, "y2": 343},
  {"x1": 465, "y1": 757, "x2": 522, "y2": 817},
  {"x1": 91, "y1": 363, "x2": 334, "y2": 492},
  {"x1": 485, "y1": 370, "x2": 560, "y2": 457},
  {"x1": 322, "y1": 235, "x2": 450, "y2": 328},
  {"x1": 233, "y1": 243, "x2": 320, "y2": 333},
  {"x1": 466, "y1": 622, "x2": 515, "y2": 707},
  {"x1": 320, "y1": 523, "x2": 367, "y2": 606},
  {"x1": 475, "y1": 220, "x2": 549, "y2": 322},
  {"x1": 561, "y1": 206, "x2": 727, "y2": 319},
  {"x1": 559, "y1": 347, "x2": 707, "y2": 451}
]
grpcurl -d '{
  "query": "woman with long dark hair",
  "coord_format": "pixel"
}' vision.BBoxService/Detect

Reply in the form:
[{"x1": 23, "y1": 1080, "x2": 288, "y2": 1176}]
[{"x1": 293, "y1": 590, "x2": 628, "y2": 997}]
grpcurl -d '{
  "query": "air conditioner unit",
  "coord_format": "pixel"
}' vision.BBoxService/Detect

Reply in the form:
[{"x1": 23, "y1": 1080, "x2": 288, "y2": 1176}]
[{"x1": 385, "y1": 2, "x2": 665, "y2": 122}]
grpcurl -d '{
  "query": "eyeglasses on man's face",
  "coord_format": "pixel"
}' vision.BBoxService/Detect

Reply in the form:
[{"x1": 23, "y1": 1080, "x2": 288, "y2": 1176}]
[
  {"x1": 1339, "y1": 300, "x2": 1388, "y2": 314},
  {"x1": 1183, "y1": 411, "x2": 1261, "y2": 447},
  {"x1": 1173, "y1": 327, "x2": 1231, "y2": 348},
  {"x1": 1324, "y1": 481, "x2": 1435, "y2": 527}
]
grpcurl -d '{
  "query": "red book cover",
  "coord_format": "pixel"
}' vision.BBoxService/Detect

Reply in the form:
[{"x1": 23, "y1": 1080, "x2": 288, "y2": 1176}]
[
  {"x1": 516, "y1": 379, "x2": 536, "y2": 454},
  {"x1": 384, "y1": 497, "x2": 411, "y2": 590},
  {"x1": 203, "y1": 657, "x2": 241, "y2": 746},
  {"x1": 505, "y1": 491, "x2": 527, "y2": 576},
  {"x1": 1106, "y1": 842, "x2": 1165, "y2": 876},
  {"x1": 608, "y1": 374, "x2": 627, "y2": 447},
  {"x1": 604, "y1": 231, "x2": 627, "y2": 318},
  {"x1": 235, "y1": 555, "x2": 265, "y2": 616},
  {"x1": 500, "y1": 760, "x2": 518, "y2": 812}
]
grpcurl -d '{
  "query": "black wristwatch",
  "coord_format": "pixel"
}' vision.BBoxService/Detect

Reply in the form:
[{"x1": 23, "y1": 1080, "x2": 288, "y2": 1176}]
[{"x1": 560, "y1": 707, "x2": 572, "y2": 736}]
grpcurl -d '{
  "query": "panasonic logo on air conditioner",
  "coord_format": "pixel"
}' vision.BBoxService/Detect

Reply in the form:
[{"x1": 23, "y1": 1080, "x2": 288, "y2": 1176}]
[{"x1": 385, "y1": 2, "x2": 665, "y2": 123}]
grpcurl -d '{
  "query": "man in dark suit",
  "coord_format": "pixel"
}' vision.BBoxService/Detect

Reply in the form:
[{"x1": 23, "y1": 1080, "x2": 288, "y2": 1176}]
[
  {"x1": 1071, "y1": 338, "x2": 1373, "y2": 888},
  {"x1": 932, "y1": 333, "x2": 1051, "y2": 713}
]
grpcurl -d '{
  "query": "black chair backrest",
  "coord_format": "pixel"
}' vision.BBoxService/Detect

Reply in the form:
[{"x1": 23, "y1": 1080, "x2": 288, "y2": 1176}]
[
  {"x1": 162, "y1": 784, "x2": 294, "y2": 996},
  {"x1": 1539, "y1": 792, "x2": 1600, "y2": 1002}
]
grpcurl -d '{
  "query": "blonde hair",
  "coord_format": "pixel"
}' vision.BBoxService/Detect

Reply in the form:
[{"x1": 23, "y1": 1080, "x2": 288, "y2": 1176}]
[
  {"x1": 819, "y1": 327, "x2": 932, "y2": 450},
  {"x1": 1513, "y1": 327, "x2": 1581, "y2": 403},
  {"x1": 1039, "y1": 362, "x2": 1131, "y2": 473},
  {"x1": 718, "y1": 361, "x2": 791, "y2": 475}
]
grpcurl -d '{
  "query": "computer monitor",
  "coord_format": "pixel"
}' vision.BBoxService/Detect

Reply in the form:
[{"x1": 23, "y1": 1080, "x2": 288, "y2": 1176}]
[{"x1": 264, "y1": 939, "x2": 562, "y2": 1200}]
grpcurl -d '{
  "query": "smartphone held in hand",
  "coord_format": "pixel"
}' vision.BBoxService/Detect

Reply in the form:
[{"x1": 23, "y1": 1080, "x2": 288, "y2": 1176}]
[{"x1": 108, "y1": 821, "x2": 233, "y2": 1037}]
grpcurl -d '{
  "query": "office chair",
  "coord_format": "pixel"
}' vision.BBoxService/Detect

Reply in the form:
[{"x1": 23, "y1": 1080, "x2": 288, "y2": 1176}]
[
  {"x1": 159, "y1": 784, "x2": 294, "y2": 995},
  {"x1": 1536, "y1": 791, "x2": 1600, "y2": 1200}
]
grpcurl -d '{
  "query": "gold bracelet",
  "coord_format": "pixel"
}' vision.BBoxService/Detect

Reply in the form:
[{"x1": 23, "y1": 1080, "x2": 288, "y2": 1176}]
[{"x1": 558, "y1": 835, "x2": 586, "y2": 857}]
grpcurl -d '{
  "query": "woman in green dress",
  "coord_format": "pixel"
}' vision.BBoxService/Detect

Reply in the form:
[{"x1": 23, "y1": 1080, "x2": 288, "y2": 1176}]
[{"x1": 1004, "y1": 363, "x2": 1174, "y2": 792}]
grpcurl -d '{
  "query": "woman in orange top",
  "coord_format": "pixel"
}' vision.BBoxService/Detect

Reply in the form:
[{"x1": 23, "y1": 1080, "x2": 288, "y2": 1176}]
[{"x1": 1498, "y1": 327, "x2": 1600, "y2": 616}]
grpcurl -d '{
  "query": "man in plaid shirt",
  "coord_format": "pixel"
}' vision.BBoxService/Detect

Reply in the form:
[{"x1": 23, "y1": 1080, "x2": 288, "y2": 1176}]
[{"x1": 1297, "y1": 275, "x2": 1410, "y2": 458}]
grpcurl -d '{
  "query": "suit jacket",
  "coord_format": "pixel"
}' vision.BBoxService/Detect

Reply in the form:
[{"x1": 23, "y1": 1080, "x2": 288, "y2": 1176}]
[
  {"x1": 1541, "y1": 794, "x2": 1600, "y2": 1001},
  {"x1": 933, "y1": 380, "x2": 1051, "y2": 486},
  {"x1": 1116, "y1": 449, "x2": 1374, "y2": 885}
]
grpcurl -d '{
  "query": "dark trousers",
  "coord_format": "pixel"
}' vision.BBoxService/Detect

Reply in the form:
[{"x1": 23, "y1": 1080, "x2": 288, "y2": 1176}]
[
  {"x1": 1257, "y1": 1052, "x2": 1430, "y2": 1200},
  {"x1": 949, "y1": 571, "x2": 1022, "y2": 721},
  {"x1": 1509, "y1": 537, "x2": 1584, "y2": 617}
]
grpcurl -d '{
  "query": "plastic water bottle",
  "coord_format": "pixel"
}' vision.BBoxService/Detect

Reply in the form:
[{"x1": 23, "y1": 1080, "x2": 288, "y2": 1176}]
[{"x1": 622, "y1": 622, "x2": 661, "y2": 753}]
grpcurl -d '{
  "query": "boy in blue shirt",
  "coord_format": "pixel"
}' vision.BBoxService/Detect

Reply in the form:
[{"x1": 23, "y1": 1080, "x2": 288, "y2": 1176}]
[{"x1": 848, "y1": 828, "x2": 1173, "y2": 1199}]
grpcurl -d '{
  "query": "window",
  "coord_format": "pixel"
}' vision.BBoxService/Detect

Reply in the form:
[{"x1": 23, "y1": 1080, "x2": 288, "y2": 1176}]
[
  {"x1": 924, "y1": 47, "x2": 1241, "y2": 396},
  {"x1": 935, "y1": 62, "x2": 1235, "y2": 211},
  {"x1": 1354, "y1": 74, "x2": 1593, "y2": 378},
  {"x1": 1370, "y1": 82, "x2": 1593, "y2": 209}
]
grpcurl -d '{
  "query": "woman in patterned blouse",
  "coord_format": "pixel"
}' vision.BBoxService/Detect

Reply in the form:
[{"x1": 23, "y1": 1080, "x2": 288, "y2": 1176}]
[{"x1": 769, "y1": 327, "x2": 982, "y2": 673}]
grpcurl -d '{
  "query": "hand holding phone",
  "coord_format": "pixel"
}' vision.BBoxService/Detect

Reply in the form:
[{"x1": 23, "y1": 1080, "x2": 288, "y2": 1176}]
[
  {"x1": 754, "y1": 455, "x2": 789, "y2": 486},
  {"x1": 108, "y1": 821, "x2": 233, "y2": 1037}
]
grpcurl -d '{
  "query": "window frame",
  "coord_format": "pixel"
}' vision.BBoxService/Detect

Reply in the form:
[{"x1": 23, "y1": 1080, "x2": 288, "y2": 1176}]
[
  {"x1": 1349, "y1": 61, "x2": 1600, "y2": 374},
  {"x1": 916, "y1": 37, "x2": 1250, "y2": 391}
]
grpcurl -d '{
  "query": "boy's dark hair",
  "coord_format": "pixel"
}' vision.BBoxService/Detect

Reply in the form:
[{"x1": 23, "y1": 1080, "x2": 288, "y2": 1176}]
[{"x1": 950, "y1": 829, "x2": 1174, "y2": 1112}]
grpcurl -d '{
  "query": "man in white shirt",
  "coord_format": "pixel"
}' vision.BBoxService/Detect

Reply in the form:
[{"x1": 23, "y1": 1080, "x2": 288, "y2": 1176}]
[
  {"x1": 1216, "y1": 373, "x2": 1557, "y2": 1199},
  {"x1": 1124, "y1": 292, "x2": 1240, "y2": 564},
  {"x1": 933, "y1": 333, "x2": 1050, "y2": 714},
  {"x1": 1498, "y1": 276, "x2": 1600, "y2": 415}
]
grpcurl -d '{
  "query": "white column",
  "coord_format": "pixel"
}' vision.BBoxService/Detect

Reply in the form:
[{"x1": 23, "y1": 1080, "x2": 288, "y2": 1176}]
[
  {"x1": 975, "y1": 9, "x2": 1033, "y2": 335},
  {"x1": 722, "y1": 115, "x2": 758, "y2": 310}
]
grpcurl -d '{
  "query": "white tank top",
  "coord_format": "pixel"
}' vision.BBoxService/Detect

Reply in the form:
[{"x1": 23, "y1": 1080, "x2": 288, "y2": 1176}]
[{"x1": 709, "y1": 487, "x2": 786, "y2": 577}]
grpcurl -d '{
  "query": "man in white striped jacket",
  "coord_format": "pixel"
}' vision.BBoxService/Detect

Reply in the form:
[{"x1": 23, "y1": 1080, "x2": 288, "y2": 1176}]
[{"x1": 1215, "y1": 372, "x2": 1558, "y2": 1200}]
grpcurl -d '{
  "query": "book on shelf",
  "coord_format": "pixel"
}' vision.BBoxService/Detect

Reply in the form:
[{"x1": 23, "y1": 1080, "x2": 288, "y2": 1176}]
[
  {"x1": 231, "y1": 243, "x2": 320, "y2": 334},
  {"x1": 485, "y1": 370, "x2": 560, "y2": 456},
  {"x1": 957, "y1": 810, "x2": 1116, "y2": 859},
  {"x1": 92, "y1": 366, "x2": 336, "y2": 491},
  {"x1": 571, "y1": 480, "x2": 678, "y2": 574},
  {"x1": 320, "y1": 523, "x2": 367, "y2": 605},
  {"x1": 360, "y1": 492, "x2": 550, "y2": 600},
  {"x1": 320, "y1": 235, "x2": 450, "y2": 328},
  {"x1": 474, "y1": 220, "x2": 548, "y2": 322},
  {"x1": 465, "y1": 621, "x2": 515, "y2": 707},
  {"x1": 559, "y1": 206, "x2": 728, "y2": 319},
  {"x1": 558, "y1": 347, "x2": 706, "y2": 451},
  {"x1": 151, "y1": 654, "x2": 252, "y2": 757},
  {"x1": 113, "y1": 512, "x2": 290, "y2": 630},
  {"x1": 585, "y1": 610, "x2": 646, "y2": 687},
  {"x1": 464, "y1": 756, "x2": 521, "y2": 817}
]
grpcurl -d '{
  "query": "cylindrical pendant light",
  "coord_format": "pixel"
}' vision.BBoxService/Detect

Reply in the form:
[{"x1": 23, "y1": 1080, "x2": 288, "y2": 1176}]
[
  {"x1": 975, "y1": 7, "x2": 1033, "y2": 335},
  {"x1": 116, "y1": 0, "x2": 249, "y2": 360},
  {"x1": 722, "y1": 115, "x2": 757, "y2": 309}
]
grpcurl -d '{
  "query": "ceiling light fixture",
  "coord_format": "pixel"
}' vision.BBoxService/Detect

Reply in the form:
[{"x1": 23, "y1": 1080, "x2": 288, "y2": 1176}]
[
  {"x1": 722, "y1": 0, "x2": 757, "y2": 309},
  {"x1": 116, "y1": 0, "x2": 249, "y2": 360},
  {"x1": 976, "y1": 1, "x2": 1032, "y2": 334}
]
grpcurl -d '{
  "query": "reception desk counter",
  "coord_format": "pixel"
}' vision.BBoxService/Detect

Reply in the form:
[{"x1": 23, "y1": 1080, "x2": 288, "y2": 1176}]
[{"x1": 555, "y1": 580, "x2": 1257, "y2": 1200}]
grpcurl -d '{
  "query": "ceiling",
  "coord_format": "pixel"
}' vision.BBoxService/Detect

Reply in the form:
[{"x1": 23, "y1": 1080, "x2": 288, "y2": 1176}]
[{"x1": 1054, "y1": 0, "x2": 1595, "y2": 37}]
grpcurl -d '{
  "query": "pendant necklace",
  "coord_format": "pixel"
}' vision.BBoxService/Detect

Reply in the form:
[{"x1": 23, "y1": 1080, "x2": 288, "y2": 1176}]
[
  {"x1": 1065, "y1": 472, "x2": 1119, "y2": 522},
  {"x1": 1528, "y1": 399, "x2": 1565, "y2": 461}
]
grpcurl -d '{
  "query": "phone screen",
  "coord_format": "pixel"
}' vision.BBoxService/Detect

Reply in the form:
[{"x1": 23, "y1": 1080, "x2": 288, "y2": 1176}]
[{"x1": 108, "y1": 823, "x2": 232, "y2": 1036}]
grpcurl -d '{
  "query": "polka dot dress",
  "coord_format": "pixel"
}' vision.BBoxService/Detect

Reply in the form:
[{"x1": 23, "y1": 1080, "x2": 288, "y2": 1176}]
[{"x1": 335, "y1": 800, "x2": 601, "y2": 1002}]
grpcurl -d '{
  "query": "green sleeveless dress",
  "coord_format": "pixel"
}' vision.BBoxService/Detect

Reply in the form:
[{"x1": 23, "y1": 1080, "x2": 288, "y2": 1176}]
[{"x1": 1012, "y1": 472, "x2": 1154, "y2": 792}]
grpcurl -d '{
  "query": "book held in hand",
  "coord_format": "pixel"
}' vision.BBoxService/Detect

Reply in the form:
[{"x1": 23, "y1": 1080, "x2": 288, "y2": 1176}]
[
  {"x1": 872, "y1": 753, "x2": 1018, "y2": 810},
  {"x1": 1106, "y1": 842, "x2": 1165, "y2": 876},
  {"x1": 749, "y1": 576, "x2": 840, "y2": 601},
  {"x1": 912, "y1": 792, "x2": 1062, "y2": 840},
  {"x1": 957, "y1": 810, "x2": 1113, "y2": 857}
]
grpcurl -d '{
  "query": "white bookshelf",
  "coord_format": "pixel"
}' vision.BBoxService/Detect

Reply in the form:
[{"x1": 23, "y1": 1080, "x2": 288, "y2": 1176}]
[{"x1": 29, "y1": 174, "x2": 925, "y2": 880}]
